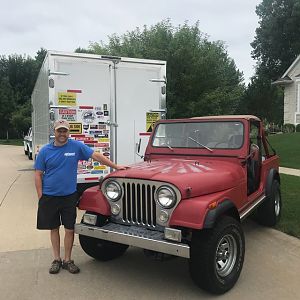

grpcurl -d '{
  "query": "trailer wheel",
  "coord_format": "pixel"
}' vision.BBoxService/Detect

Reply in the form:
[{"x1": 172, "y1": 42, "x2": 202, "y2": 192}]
[
  {"x1": 79, "y1": 214, "x2": 128, "y2": 261},
  {"x1": 189, "y1": 216, "x2": 245, "y2": 294},
  {"x1": 257, "y1": 180, "x2": 281, "y2": 226}
]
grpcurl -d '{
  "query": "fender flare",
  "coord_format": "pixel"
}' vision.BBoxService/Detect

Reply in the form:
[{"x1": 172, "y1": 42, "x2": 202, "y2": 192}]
[
  {"x1": 203, "y1": 199, "x2": 238, "y2": 228},
  {"x1": 265, "y1": 168, "x2": 280, "y2": 198}
]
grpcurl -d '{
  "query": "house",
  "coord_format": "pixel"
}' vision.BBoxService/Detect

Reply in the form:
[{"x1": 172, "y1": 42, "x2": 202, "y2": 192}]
[{"x1": 273, "y1": 55, "x2": 300, "y2": 125}]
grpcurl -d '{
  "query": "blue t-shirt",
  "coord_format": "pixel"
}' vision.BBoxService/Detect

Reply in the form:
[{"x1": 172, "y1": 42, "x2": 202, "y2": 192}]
[{"x1": 34, "y1": 139, "x2": 94, "y2": 196}]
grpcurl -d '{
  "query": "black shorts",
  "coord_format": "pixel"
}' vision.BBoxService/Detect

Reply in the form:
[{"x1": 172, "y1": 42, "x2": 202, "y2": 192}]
[{"x1": 37, "y1": 192, "x2": 78, "y2": 230}]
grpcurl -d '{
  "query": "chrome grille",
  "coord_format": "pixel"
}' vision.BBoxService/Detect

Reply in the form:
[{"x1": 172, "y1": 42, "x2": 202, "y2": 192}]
[{"x1": 121, "y1": 182, "x2": 157, "y2": 227}]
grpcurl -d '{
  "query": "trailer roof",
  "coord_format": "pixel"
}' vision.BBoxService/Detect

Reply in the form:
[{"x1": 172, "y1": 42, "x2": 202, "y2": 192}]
[{"x1": 47, "y1": 50, "x2": 166, "y2": 65}]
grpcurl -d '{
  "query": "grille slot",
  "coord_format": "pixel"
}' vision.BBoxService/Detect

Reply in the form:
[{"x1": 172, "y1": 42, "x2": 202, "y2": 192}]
[{"x1": 122, "y1": 182, "x2": 156, "y2": 227}]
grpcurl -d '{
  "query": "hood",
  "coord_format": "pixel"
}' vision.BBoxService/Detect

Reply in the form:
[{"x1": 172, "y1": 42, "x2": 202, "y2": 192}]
[{"x1": 110, "y1": 158, "x2": 244, "y2": 198}]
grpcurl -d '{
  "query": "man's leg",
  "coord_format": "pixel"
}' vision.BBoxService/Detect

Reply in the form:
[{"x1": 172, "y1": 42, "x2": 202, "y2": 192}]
[
  {"x1": 50, "y1": 228, "x2": 61, "y2": 260},
  {"x1": 61, "y1": 193, "x2": 80, "y2": 273},
  {"x1": 49, "y1": 227, "x2": 62, "y2": 274},
  {"x1": 62, "y1": 228, "x2": 80, "y2": 273},
  {"x1": 64, "y1": 228, "x2": 74, "y2": 262}
]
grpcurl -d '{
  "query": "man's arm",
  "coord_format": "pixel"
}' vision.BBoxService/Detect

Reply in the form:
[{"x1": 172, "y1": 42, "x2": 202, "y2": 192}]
[
  {"x1": 35, "y1": 170, "x2": 43, "y2": 199},
  {"x1": 91, "y1": 152, "x2": 129, "y2": 170}
]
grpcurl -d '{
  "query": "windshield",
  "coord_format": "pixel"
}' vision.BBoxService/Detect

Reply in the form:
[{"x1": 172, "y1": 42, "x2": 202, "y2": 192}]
[{"x1": 152, "y1": 121, "x2": 244, "y2": 150}]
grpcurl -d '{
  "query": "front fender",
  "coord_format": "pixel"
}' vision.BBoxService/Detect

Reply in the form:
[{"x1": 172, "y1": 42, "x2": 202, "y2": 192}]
[
  {"x1": 169, "y1": 189, "x2": 239, "y2": 230},
  {"x1": 78, "y1": 186, "x2": 110, "y2": 216}
]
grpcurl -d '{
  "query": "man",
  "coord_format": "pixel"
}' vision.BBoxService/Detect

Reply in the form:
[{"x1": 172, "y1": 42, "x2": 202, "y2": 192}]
[{"x1": 34, "y1": 120, "x2": 128, "y2": 274}]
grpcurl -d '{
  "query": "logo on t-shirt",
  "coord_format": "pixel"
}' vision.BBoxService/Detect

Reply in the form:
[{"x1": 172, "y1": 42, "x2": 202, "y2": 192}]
[{"x1": 64, "y1": 152, "x2": 75, "y2": 157}]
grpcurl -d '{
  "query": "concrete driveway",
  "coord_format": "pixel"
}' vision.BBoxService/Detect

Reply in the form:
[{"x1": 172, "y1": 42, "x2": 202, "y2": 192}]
[{"x1": 0, "y1": 145, "x2": 300, "y2": 300}]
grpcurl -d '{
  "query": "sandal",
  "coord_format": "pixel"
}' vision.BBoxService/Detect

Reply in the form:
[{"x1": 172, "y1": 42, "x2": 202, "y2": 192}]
[
  {"x1": 49, "y1": 259, "x2": 62, "y2": 274},
  {"x1": 62, "y1": 260, "x2": 80, "y2": 274}
]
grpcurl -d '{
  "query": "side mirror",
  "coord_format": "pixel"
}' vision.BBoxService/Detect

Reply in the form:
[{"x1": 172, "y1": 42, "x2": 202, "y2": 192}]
[
  {"x1": 135, "y1": 138, "x2": 144, "y2": 159},
  {"x1": 137, "y1": 138, "x2": 141, "y2": 153}
]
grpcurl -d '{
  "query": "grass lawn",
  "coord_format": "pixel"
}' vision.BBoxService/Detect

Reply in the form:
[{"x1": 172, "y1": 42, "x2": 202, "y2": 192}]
[
  {"x1": 267, "y1": 132, "x2": 300, "y2": 169},
  {"x1": 0, "y1": 139, "x2": 23, "y2": 146},
  {"x1": 276, "y1": 174, "x2": 300, "y2": 238}
]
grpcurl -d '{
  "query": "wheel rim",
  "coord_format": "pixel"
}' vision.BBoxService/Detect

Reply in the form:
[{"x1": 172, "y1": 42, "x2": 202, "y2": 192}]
[
  {"x1": 274, "y1": 189, "x2": 281, "y2": 216},
  {"x1": 215, "y1": 234, "x2": 237, "y2": 277}
]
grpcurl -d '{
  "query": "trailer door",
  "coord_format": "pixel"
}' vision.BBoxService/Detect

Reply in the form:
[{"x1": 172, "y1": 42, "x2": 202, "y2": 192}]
[
  {"x1": 114, "y1": 61, "x2": 166, "y2": 164},
  {"x1": 49, "y1": 54, "x2": 113, "y2": 182}
]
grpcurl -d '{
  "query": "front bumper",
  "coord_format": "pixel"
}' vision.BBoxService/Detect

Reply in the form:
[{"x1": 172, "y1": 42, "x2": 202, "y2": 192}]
[{"x1": 75, "y1": 223, "x2": 190, "y2": 258}]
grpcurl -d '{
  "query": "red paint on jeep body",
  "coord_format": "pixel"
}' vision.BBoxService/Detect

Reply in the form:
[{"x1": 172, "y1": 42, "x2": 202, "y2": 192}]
[
  {"x1": 109, "y1": 158, "x2": 245, "y2": 199},
  {"x1": 79, "y1": 115, "x2": 280, "y2": 230},
  {"x1": 79, "y1": 185, "x2": 110, "y2": 216}
]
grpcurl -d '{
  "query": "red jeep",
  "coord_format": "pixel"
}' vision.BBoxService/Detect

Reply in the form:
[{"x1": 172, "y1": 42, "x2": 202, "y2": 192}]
[{"x1": 75, "y1": 115, "x2": 281, "y2": 294}]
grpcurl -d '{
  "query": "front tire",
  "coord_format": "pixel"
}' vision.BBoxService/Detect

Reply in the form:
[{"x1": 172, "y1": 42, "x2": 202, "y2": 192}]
[
  {"x1": 189, "y1": 216, "x2": 245, "y2": 294},
  {"x1": 79, "y1": 214, "x2": 128, "y2": 261},
  {"x1": 27, "y1": 148, "x2": 33, "y2": 160},
  {"x1": 257, "y1": 180, "x2": 281, "y2": 226}
]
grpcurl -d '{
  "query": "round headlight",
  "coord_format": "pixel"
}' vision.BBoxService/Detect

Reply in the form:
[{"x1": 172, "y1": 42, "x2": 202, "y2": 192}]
[
  {"x1": 105, "y1": 181, "x2": 122, "y2": 201},
  {"x1": 156, "y1": 186, "x2": 177, "y2": 208}
]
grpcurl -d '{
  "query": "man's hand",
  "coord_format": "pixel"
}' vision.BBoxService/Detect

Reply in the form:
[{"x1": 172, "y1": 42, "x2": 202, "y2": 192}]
[
  {"x1": 34, "y1": 170, "x2": 43, "y2": 199},
  {"x1": 91, "y1": 152, "x2": 130, "y2": 170},
  {"x1": 115, "y1": 165, "x2": 130, "y2": 170}
]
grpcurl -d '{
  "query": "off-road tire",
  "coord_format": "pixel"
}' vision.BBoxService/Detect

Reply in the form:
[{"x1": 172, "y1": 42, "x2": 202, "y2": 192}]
[
  {"x1": 257, "y1": 180, "x2": 281, "y2": 226},
  {"x1": 79, "y1": 214, "x2": 128, "y2": 261},
  {"x1": 189, "y1": 216, "x2": 245, "y2": 294}
]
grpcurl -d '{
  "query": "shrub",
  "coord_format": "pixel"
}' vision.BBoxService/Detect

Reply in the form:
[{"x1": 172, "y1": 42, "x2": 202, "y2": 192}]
[{"x1": 282, "y1": 123, "x2": 295, "y2": 133}]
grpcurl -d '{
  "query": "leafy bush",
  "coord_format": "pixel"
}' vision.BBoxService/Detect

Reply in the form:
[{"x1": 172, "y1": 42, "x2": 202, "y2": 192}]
[
  {"x1": 282, "y1": 123, "x2": 295, "y2": 133},
  {"x1": 263, "y1": 120, "x2": 282, "y2": 135},
  {"x1": 296, "y1": 124, "x2": 300, "y2": 132}
]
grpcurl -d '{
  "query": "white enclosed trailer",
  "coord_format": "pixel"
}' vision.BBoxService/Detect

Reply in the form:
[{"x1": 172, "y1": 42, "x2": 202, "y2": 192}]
[{"x1": 31, "y1": 50, "x2": 166, "y2": 191}]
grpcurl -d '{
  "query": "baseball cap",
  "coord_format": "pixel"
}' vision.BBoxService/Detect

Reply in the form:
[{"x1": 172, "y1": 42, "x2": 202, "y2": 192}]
[{"x1": 54, "y1": 119, "x2": 70, "y2": 131}]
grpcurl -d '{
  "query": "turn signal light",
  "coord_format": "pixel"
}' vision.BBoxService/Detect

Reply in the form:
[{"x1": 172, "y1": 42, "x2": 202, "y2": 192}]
[{"x1": 208, "y1": 201, "x2": 218, "y2": 210}]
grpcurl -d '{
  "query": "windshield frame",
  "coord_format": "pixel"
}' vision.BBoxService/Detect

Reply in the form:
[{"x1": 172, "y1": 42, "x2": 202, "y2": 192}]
[{"x1": 151, "y1": 120, "x2": 245, "y2": 151}]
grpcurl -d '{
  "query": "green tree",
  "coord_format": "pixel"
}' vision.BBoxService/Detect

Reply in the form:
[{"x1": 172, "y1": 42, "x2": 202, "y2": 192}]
[
  {"x1": 35, "y1": 48, "x2": 47, "y2": 68},
  {"x1": 0, "y1": 76, "x2": 15, "y2": 138},
  {"x1": 11, "y1": 102, "x2": 31, "y2": 135},
  {"x1": 84, "y1": 20, "x2": 244, "y2": 118},
  {"x1": 0, "y1": 50, "x2": 44, "y2": 138},
  {"x1": 240, "y1": 0, "x2": 300, "y2": 124},
  {"x1": 251, "y1": 0, "x2": 300, "y2": 79}
]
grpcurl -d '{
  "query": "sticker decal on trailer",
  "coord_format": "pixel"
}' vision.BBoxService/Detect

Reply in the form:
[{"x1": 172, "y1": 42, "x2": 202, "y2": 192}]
[
  {"x1": 69, "y1": 122, "x2": 82, "y2": 134},
  {"x1": 146, "y1": 112, "x2": 160, "y2": 132},
  {"x1": 58, "y1": 92, "x2": 77, "y2": 106}
]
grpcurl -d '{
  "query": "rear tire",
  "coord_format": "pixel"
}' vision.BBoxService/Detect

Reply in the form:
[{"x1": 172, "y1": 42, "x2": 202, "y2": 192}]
[
  {"x1": 189, "y1": 216, "x2": 245, "y2": 294},
  {"x1": 79, "y1": 214, "x2": 128, "y2": 261},
  {"x1": 257, "y1": 180, "x2": 281, "y2": 226}
]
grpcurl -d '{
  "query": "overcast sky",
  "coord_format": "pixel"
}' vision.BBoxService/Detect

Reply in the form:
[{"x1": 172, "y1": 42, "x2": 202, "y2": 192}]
[{"x1": 1, "y1": 0, "x2": 261, "y2": 83}]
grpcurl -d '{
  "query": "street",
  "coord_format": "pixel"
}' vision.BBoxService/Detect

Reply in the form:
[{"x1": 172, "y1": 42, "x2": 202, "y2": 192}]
[{"x1": 0, "y1": 145, "x2": 300, "y2": 300}]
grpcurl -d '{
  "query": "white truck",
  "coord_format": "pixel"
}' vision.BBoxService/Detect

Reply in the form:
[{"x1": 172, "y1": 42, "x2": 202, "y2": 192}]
[
  {"x1": 31, "y1": 50, "x2": 166, "y2": 193},
  {"x1": 23, "y1": 127, "x2": 33, "y2": 160}
]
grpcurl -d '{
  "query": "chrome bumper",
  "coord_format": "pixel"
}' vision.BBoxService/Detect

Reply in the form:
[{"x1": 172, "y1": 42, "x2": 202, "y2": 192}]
[{"x1": 75, "y1": 223, "x2": 190, "y2": 258}]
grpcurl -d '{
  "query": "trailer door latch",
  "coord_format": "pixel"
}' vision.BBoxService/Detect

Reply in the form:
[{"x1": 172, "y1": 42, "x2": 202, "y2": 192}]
[{"x1": 105, "y1": 121, "x2": 118, "y2": 127}]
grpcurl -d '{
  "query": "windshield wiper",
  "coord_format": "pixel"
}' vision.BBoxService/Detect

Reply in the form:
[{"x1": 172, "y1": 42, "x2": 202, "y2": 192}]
[
  {"x1": 188, "y1": 137, "x2": 213, "y2": 152},
  {"x1": 160, "y1": 142, "x2": 174, "y2": 151},
  {"x1": 165, "y1": 144, "x2": 174, "y2": 151}
]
